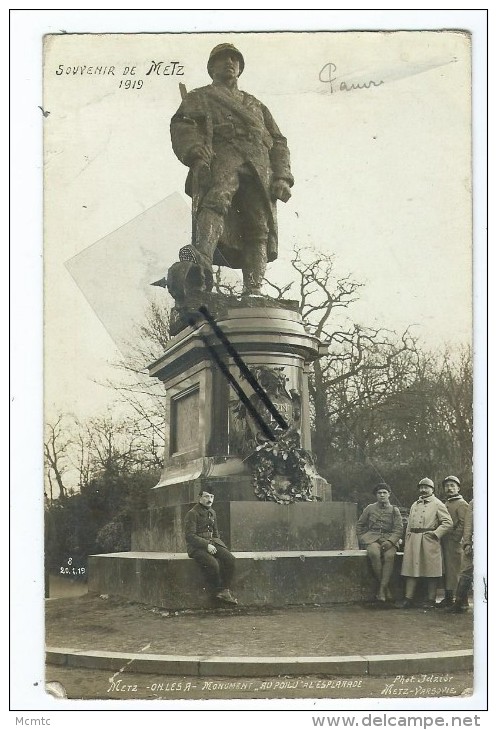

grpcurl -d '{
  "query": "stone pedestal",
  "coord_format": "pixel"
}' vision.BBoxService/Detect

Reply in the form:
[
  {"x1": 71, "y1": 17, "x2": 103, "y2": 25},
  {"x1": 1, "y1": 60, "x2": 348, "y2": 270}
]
[
  {"x1": 138, "y1": 297, "x2": 358, "y2": 552},
  {"x1": 92, "y1": 297, "x2": 365, "y2": 609},
  {"x1": 89, "y1": 551, "x2": 404, "y2": 610},
  {"x1": 148, "y1": 296, "x2": 329, "y2": 494}
]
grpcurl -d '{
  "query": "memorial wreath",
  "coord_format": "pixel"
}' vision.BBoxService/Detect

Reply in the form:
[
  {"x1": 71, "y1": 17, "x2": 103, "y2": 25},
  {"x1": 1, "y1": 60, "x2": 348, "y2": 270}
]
[{"x1": 250, "y1": 431, "x2": 317, "y2": 504}]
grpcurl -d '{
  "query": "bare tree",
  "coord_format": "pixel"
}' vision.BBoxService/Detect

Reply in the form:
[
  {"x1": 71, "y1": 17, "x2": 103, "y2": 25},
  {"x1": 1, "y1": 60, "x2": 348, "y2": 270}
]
[
  {"x1": 431, "y1": 345, "x2": 473, "y2": 478},
  {"x1": 279, "y1": 246, "x2": 420, "y2": 468},
  {"x1": 105, "y1": 295, "x2": 170, "y2": 459},
  {"x1": 44, "y1": 414, "x2": 72, "y2": 501},
  {"x1": 71, "y1": 426, "x2": 92, "y2": 491},
  {"x1": 73, "y1": 412, "x2": 163, "y2": 485}
]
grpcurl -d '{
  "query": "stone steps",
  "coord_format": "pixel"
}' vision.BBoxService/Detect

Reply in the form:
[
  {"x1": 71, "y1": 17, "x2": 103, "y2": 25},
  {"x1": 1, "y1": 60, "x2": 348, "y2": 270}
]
[{"x1": 46, "y1": 647, "x2": 473, "y2": 677}]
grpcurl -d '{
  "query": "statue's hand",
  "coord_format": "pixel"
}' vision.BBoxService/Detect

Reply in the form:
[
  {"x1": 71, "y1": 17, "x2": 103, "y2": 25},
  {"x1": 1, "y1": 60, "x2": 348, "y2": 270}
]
[
  {"x1": 271, "y1": 179, "x2": 292, "y2": 203},
  {"x1": 188, "y1": 144, "x2": 213, "y2": 167}
]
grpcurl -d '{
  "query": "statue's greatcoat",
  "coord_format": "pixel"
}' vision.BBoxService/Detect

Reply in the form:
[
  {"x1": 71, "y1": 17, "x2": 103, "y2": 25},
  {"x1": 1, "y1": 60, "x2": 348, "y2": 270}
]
[{"x1": 170, "y1": 83, "x2": 293, "y2": 268}]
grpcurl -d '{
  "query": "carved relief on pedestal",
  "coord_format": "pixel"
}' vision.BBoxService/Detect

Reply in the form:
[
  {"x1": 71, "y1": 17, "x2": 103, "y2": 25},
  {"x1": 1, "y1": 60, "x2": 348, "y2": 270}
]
[{"x1": 229, "y1": 365, "x2": 318, "y2": 504}]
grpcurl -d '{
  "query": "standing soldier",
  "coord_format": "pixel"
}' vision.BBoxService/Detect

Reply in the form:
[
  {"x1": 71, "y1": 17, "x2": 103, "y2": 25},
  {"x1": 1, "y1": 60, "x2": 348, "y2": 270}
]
[
  {"x1": 436, "y1": 475, "x2": 468, "y2": 608},
  {"x1": 169, "y1": 43, "x2": 294, "y2": 298},
  {"x1": 448, "y1": 497, "x2": 474, "y2": 613},
  {"x1": 395, "y1": 478, "x2": 453, "y2": 609}
]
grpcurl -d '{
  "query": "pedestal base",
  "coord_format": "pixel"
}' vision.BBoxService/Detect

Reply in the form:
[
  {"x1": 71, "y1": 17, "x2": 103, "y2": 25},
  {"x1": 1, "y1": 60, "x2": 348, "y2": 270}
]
[{"x1": 88, "y1": 550, "x2": 404, "y2": 610}]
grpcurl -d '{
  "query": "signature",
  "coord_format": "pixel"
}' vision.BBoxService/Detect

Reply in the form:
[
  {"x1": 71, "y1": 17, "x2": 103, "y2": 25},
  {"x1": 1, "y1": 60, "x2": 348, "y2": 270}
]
[{"x1": 319, "y1": 62, "x2": 384, "y2": 94}]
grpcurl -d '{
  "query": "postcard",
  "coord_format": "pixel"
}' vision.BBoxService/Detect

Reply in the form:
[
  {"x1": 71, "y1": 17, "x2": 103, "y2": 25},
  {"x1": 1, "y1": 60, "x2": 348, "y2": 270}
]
[{"x1": 14, "y1": 18, "x2": 485, "y2": 715}]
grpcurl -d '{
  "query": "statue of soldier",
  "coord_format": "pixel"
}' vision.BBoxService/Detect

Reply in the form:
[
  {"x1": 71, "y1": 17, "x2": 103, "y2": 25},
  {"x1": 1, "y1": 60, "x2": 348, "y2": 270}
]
[{"x1": 169, "y1": 43, "x2": 294, "y2": 298}]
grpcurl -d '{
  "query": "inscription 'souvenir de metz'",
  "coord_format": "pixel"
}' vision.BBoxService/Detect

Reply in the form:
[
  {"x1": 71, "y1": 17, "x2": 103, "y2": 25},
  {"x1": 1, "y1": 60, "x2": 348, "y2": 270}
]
[{"x1": 54, "y1": 60, "x2": 184, "y2": 91}]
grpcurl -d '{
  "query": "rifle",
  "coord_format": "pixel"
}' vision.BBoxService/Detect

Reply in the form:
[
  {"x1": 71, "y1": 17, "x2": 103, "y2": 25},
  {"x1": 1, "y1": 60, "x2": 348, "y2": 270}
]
[{"x1": 179, "y1": 83, "x2": 213, "y2": 245}]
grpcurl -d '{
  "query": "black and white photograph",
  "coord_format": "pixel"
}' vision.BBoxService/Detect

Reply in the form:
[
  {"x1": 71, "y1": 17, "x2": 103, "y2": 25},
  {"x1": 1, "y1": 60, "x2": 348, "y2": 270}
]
[{"x1": 10, "y1": 8, "x2": 488, "y2": 719}]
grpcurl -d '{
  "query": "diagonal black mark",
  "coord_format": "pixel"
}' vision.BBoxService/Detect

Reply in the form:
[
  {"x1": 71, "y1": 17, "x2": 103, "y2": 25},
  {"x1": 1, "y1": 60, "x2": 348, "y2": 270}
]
[
  {"x1": 198, "y1": 305, "x2": 289, "y2": 432},
  {"x1": 185, "y1": 314, "x2": 276, "y2": 442}
]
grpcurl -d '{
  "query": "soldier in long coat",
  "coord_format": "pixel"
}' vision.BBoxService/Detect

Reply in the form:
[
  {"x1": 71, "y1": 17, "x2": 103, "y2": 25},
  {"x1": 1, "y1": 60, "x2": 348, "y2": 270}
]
[
  {"x1": 170, "y1": 43, "x2": 293, "y2": 296},
  {"x1": 396, "y1": 477, "x2": 453, "y2": 609},
  {"x1": 436, "y1": 475, "x2": 468, "y2": 608}
]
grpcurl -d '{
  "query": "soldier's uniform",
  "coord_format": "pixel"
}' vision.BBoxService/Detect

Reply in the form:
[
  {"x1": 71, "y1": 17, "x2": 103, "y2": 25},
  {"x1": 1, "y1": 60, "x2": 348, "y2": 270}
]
[
  {"x1": 356, "y1": 484, "x2": 404, "y2": 603},
  {"x1": 448, "y1": 499, "x2": 474, "y2": 613},
  {"x1": 401, "y1": 494, "x2": 453, "y2": 578},
  {"x1": 170, "y1": 44, "x2": 293, "y2": 293},
  {"x1": 441, "y1": 493, "x2": 468, "y2": 591},
  {"x1": 395, "y1": 478, "x2": 453, "y2": 610},
  {"x1": 184, "y1": 502, "x2": 236, "y2": 597}
]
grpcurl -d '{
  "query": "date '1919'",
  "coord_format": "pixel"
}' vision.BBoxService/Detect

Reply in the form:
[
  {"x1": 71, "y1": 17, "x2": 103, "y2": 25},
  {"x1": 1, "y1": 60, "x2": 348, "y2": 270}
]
[
  {"x1": 59, "y1": 557, "x2": 86, "y2": 575},
  {"x1": 60, "y1": 566, "x2": 86, "y2": 575},
  {"x1": 119, "y1": 79, "x2": 143, "y2": 90}
]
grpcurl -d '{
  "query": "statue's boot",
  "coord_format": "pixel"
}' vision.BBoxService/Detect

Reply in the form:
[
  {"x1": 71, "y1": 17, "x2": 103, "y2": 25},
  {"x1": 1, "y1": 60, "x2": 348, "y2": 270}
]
[
  {"x1": 195, "y1": 209, "x2": 224, "y2": 262},
  {"x1": 242, "y1": 240, "x2": 268, "y2": 296},
  {"x1": 190, "y1": 208, "x2": 228, "y2": 292}
]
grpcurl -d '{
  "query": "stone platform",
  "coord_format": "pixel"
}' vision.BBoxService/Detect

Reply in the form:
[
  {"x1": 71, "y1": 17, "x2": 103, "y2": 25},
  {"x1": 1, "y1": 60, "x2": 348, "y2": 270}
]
[{"x1": 88, "y1": 550, "x2": 404, "y2": 610}]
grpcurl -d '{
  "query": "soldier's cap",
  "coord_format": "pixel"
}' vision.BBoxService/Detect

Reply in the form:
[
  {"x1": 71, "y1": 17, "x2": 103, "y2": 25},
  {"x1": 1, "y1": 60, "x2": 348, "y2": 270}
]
[
  {"x1": 443, "y1": 475, "x2": 461, "y2": 486},
  {"x1": 418, "y1": 477, "x2": 434, "y2": 489},
  {"x1": 373, "y1": 482, "x2": 391, "y2": 495},
  {"x1": 208, "y1": 43, "x2": 245, "y2": 77}
]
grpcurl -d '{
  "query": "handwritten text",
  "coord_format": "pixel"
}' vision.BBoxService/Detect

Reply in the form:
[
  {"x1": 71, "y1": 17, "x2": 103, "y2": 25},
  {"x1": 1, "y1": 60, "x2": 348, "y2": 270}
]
[{"x1": 319, "y1": 62, "x2": 384, "y2": 94}]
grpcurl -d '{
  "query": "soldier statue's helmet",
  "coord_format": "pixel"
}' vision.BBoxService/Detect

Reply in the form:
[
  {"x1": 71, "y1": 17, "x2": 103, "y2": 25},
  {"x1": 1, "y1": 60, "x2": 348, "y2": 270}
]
[
  {"x1": 442, "y1": 475, "x2": 461, "y2": 486},
  {"x1": 373, "y1": 482, "x2": 391, "y2": 495},
  {"x1": 418, "y1": 477, "x2": 435, "y2": 489},
  {"x1": 207, "y1": 43, "x2": 245, "y2": 78}
]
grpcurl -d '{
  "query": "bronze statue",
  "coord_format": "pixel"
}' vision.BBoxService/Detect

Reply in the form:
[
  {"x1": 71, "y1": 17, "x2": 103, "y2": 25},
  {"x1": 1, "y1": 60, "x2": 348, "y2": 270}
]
[{"x1": 168, "y1": 43, "x2": 293, "y2": 300}]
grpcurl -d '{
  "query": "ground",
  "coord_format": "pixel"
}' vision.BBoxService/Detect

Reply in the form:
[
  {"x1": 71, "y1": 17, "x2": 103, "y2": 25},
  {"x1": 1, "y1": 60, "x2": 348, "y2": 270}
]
[
  {"x1": 46, "y1": 592, "x2": 473, "y2": 658},
  {"x1": 45, "y1": 576, "x2": 474, "y2": 701}
]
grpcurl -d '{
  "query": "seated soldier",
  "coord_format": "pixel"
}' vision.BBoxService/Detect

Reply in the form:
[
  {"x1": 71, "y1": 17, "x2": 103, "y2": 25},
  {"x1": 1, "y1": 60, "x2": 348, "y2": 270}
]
[
  {"x1": 184, "y1": 490, "x2": 238, "y2": 604},
  {"x1": 356, "y1": 483, "x2": 404, "y2": 604}
]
